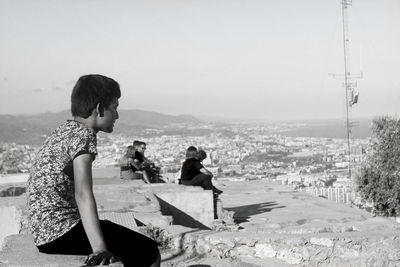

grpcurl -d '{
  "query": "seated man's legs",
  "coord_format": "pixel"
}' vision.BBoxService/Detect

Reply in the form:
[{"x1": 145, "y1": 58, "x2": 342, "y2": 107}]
[
  {"x1": 181, "y1": 175, "x2": 223, "y2": 195},
  {"x1": 101, "y1": 220, "x2": 160, "y2": 267},
  {"x1": 37, "y1": 221, "x2": 92, "y2": 255},
  {"x1": 144, "y1": 165, "x2": 163, "y2": 183},
  {"x1": 38, "y1": 220, "x2": 160, "y2": 267},
  {"x1": 181, "y1": 174, "x2": 212, "y2": 190}
]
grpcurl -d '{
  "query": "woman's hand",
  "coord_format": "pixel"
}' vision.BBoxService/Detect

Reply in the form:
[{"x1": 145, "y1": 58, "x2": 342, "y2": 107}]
[{"x1": 85, "y1": 250, "x2": 120, "y2": 266}]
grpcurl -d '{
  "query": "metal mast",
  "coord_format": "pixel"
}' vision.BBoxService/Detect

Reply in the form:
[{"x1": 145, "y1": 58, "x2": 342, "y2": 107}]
[
  {"x1": 342, "y1": 0, "x2": 353, "y2": 179},
  {"x1": 331, "y1": 0, "x2": 362, "y2": 179}
]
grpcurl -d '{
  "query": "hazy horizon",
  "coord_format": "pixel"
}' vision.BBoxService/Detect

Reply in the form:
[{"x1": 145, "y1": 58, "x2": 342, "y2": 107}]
[
  {"x1": 1, "y1": 0, "x2": 399, "y2": 121},
  {"x1": 0, "y1": 107, "x2": 383, "y2": 125}
]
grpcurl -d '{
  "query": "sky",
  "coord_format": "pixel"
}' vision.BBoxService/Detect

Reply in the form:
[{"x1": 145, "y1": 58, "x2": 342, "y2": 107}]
[{"x1": 0, "y1": 0, "x2": 399, "y2": 121}]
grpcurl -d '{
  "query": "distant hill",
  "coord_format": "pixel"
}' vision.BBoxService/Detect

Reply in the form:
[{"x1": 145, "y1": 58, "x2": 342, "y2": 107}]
[
  {"x1": 0, "y1": 109, "x2": 200, "y2": 145},
  {"x1": 0, "y1": 109, "x2": 377, "y2": 146}
]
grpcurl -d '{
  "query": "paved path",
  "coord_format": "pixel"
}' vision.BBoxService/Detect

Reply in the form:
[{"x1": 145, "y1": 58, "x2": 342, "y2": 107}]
[
  {"x1": 0, "y1": 173, "x2": 28, "y2": 185},
  {"x1": 217, "y1": 179, "x2": 382, "y2": 234},
  {"x1": 165, "y1": 179, "x2": 400, "y2": 266}
]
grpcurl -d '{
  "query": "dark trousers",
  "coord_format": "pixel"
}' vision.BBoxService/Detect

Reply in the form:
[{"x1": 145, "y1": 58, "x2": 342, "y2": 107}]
[
  {"x1": 37, "y1": 220, "x2": 159, "y2": 267},
  {"x1": 180, "y1": 174, "x2": 213, "y2": 190}
]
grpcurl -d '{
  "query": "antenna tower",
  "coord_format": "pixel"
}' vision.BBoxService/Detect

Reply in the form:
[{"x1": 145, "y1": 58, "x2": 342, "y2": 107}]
[{"x1": 330, "y1": 0, "x2": 362, "y2": 179}]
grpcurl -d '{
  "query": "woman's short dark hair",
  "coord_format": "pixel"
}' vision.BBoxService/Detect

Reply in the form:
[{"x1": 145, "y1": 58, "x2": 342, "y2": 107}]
[
  {"x1": 126, "y1": 145, "x2": 135, "y2": 157},
  {"x1": 71, "y1": 74, "x2": 121, "y2": 118},
  {"x1": 185, "y1": 146, "x2": 197, "y2": 159},
  {"x1": 196, "y1": 150, "x2": 207, "y2": 161}
]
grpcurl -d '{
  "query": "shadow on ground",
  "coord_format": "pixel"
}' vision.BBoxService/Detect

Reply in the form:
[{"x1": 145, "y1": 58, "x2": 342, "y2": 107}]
[
  {"x1": 0, "y1": 186, "x2": 26, "y2": 197},
  {"x1": 155, "y1": 195, "x2": 210, "y2": 229},
  {"x1": 225, "y1": 201, "x2": 285, "y2": 223}
]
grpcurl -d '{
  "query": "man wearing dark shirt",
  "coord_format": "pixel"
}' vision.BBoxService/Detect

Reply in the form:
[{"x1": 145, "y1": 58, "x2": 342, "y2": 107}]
[
  {"x1": 180, "y1": 157, "x2": 205, "y2": 181},
  {"x1": 180, "y1": 147, "x2": 222, "y2": 195},
  {"x1": 131, "y1": 150, "x2": 144, "y2": 172}
]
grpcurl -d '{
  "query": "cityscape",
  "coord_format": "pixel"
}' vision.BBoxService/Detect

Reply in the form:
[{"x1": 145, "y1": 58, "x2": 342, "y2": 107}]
[{"x1": 0, "y1": 121, "x2": 369, "y2": 191}]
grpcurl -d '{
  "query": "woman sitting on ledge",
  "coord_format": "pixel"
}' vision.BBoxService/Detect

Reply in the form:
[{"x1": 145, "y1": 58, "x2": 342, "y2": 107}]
[
  {"x1": 119, "y1": 142, "x2": 151, "y2": 183},
  {"x1": 179, "y1": 146, "x2": 222, "y2": 195},
  {"x1": 119, "y1": 145, "x2": 136, "y2": 180}
]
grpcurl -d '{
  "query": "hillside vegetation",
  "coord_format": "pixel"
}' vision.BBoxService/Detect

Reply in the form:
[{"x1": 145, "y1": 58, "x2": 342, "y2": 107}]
[{"x1": 357, "y1": 116, "x2": 400, "y2": 216}]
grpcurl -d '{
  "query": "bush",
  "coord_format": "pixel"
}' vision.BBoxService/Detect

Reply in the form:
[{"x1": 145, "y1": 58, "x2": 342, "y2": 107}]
[
  {"x1": 357, "y1": 116, "x2": 400, "y2": 216},
  {"x1": 138, "y1": 224, "x2": 173, "y2": 251}
]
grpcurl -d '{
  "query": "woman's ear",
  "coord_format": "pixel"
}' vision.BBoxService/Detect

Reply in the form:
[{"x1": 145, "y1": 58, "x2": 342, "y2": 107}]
[{"x1": 95, "y1": 103, "x2": 104, "y2": 117}]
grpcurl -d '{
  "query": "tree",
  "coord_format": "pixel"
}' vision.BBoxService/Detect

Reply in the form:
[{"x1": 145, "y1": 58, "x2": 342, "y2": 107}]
[{"x1": 357, "y1": 116, "x2": 400, "y2": 216}]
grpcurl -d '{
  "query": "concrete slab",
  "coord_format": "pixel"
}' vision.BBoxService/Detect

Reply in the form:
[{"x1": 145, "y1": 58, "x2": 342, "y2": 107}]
[
  {"x1": 92, "y1": 167, "x2": 120, "y2": 180},
  {"x1": 0, "y1": 195, "x2": 27, "y2": 248},
  {"x1": 134, "y1": 212, "x2": 173, "y2": 227},
  {"x1": 99, "y1": 211, "x2": 138, "y2": 230},
  {"x1": 0, "y1": 234, "x2": 123, "y2": 267},
  {"x1": 0, "y1": 173, "x2": 28, "y2": 185},
  {"x1": 150, "y1": 184, "x2": 215, "y2": 229},
  {"x1": 0, "y1": 206, "x2": 22, "y2": 249}
]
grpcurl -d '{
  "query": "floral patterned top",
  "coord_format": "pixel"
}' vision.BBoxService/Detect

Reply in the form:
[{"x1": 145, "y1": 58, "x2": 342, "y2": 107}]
[{"x1": 26, "y1": 120, "x2": 97, "y2": 246}]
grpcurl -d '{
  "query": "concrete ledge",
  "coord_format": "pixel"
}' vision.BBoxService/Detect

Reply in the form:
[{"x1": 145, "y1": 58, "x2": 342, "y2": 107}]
[
  {"x1": 150, "y1": 184, "x2": 215, "y2": 229},
  {"x1": 0, "y1": 195, "x2": 27, "y2": 248},
  {"x1": 0, "y1": 206, "x2": 23, "y2": 249},
  {"x1": 0, "y1": 234, "x2": 122, "y2": 267}
]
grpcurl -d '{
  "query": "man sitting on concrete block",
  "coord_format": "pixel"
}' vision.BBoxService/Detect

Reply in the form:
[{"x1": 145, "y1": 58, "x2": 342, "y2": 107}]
[{"x1": 179, "y1": 146, "x2": 223, "y2": 196}]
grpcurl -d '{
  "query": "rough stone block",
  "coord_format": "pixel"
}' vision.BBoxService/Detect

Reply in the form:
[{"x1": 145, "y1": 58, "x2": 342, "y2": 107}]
[
  {"x1": 205, "y1": 234, "x2": 235, "y2": 248},
  {"x1": 254, "y1": 243, "x2": 276, "y2": 258},
  {"x1": 276, "y1": 249, "x2": 303, "y2": 265},
  {"x1": 195, "y1": 239, "x2": 212, "y2": 254},
  {"x1": 234, "y1": 245, "x2": 255, "y2": 257},
  {"x1": 310, "y1": 237, "x2": 334, "y2": 247}
]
